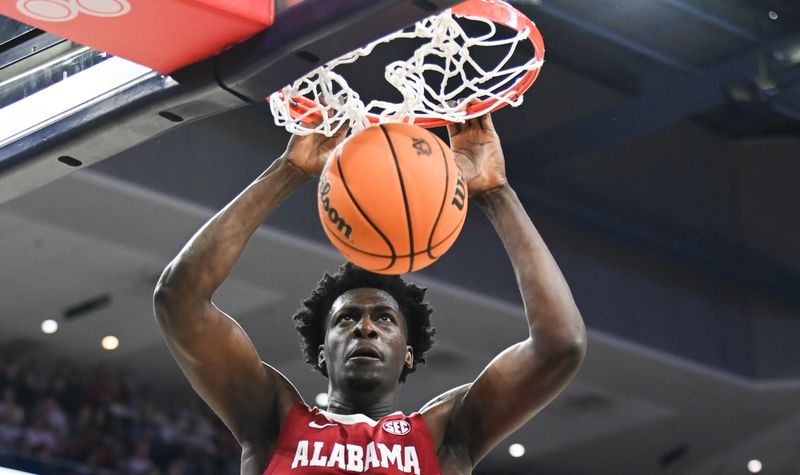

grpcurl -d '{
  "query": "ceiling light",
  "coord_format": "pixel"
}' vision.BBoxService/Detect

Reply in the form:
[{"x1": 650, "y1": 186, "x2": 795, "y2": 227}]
[
  {"x1": 0, "y1": 466, "x2": 37, "y2": 474},
  {"x1": 101, "y1": 335, "x2": 119, "y2": 351},
  {"x1": 768, "y1": 11, "x2": 778, "y2": 20},
  {"x1": 0, "y1": 56, "x2": 155, "y2": 148},
  {"x1": 509, "y1": 443, "x2": 525, "y2": 458},
  {"x1": 781, "y1": 44, "x2": 800, "y2": 65},
  {"x1": 748, "y1": 459, "x2": 762, "y2": 473},
  {"x1": 40, "y1": 319, "x2": 58, "y2": 334},
  {"x1": 315, "y1": 392, "x2": 329, "y2": 407}
]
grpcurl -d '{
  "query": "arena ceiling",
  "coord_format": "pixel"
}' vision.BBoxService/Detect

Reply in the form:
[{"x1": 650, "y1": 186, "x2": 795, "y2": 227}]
[{"x1": 2, "y1": 1, "x2": 799, "y2": 473}]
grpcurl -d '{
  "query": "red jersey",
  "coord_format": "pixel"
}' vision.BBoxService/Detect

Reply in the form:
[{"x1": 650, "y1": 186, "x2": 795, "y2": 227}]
[{"x1": 263, "y1": 404, "x2": 443, "y2": 474}]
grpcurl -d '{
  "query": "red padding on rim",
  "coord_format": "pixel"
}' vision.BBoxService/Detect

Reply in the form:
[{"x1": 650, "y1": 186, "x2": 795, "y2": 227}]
[{"x1": 2, "y1": 0, "x2": 274, "y2": 73}]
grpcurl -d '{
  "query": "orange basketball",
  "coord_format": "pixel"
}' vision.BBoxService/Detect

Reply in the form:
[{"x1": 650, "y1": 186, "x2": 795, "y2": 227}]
[{"x1": 318, "y1": 123, "x2": 468, "y2": 274}]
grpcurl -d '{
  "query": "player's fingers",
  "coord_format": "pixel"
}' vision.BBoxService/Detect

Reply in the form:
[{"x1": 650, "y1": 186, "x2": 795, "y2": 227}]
[
  {"x1": 304, "y1": 110, "x2": 325, "y2": 127},
  {"x1": 446, "y1": 122, "x2": 464, "y2": 138},
  {"x1": 330, "y1": 123, "x2": 350, "y2": 142},
  {"x1": 464, "y1": 114, "x2": 495, "y2": 135},
  {"x1": 464, "y1": 98, "x2": 494, "y2": 130},
  {"x1": 451, "y1": 99, "x2": 475, "y2": 131},
  {"x1": 476, "y1": 111, "x2": 495, "y2": 132},
  {"x1": 445, "y1": 99, "x2": 465, "y2": 138},
  {"x1": 303, "y1": 97, "x2": 334, "y2": 127},
  {"x1": 464, "y1": 116, "x2": 483, "y2": 131}
]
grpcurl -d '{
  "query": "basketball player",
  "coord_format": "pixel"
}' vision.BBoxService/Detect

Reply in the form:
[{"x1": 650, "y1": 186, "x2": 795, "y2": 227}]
[{"x1": 153, "y1": 112, "x2": 586, "y2": 474}]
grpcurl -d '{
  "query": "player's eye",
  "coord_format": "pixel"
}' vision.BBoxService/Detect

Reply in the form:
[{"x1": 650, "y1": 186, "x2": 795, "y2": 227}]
[{"x1": 377, "y1": 313, "x2": 395, "y2": 323}]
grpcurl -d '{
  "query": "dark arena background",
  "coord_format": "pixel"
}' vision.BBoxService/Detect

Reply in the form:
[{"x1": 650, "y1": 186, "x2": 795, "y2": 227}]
[{"x1": 1, "y1": 1, "x2": 800, "y2": 474}]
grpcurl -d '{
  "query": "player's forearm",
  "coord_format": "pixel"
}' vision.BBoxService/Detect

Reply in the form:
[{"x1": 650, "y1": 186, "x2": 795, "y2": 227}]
[
  {"x1": 476, "y1": 185, "x2": 586, "y2": 355},
  {"x1": 156, "y1": 157, "x2": 310, "y2": 303}
]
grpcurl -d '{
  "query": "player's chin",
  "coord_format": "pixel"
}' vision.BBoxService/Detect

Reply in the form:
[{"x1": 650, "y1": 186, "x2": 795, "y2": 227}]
[
  {"x1": 344, "y1": 359, "x2": 384, "y2": 377},
  {"x1": 343, "y1": 371, "x2": 384, "y2": 392}
]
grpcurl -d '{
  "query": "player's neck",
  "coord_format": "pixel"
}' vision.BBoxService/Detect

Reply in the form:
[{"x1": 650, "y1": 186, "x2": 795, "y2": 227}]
[{"x1": 325, "y1": 388, "x2": 399, "y2": 420}]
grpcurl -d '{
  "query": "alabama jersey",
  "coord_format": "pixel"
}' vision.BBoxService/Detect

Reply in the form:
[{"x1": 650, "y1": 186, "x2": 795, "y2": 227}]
[{"x1": 263, "y1": 404, "x2": 443, "y2": 474}]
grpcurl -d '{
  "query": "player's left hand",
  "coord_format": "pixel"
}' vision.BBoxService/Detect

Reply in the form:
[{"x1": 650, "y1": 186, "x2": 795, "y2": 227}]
[
  {"x1": 282, "y1": 118, "x2": 349, "y2": 178},
  {"x1": 446, "y1": 110, "x2": 508, "y2": 197}
]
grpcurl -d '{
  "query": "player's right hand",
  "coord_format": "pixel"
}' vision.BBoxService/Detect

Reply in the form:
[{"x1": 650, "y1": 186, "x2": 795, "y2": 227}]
[{"x1": 282, "y1": 126, "x2": 349, "y2": 178}]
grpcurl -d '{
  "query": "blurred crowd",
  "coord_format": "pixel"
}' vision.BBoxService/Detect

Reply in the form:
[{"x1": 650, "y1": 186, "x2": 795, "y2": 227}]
[{"x1": 0, "y1": 352, "x2": 240, "y2": 475}]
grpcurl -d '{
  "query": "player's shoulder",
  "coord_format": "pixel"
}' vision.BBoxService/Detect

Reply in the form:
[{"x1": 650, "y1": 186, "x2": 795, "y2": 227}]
[
  {"x1": 237, "y1": 362, "x2": 303, "y2": 443},
  {"x1": 419, "y1": 383, "x2": 472, "y2": 443},
  {"x1": 420, "y1": 383, "x2": 472, "y2": 413}
]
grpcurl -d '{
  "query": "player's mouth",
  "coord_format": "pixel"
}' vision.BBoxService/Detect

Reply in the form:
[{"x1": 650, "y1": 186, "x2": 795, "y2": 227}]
[{"x1": 347, "y1": 346, "x2": 383, "y2": 361}]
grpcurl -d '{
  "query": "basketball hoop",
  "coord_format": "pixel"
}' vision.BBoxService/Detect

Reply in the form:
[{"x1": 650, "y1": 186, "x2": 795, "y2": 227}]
[{"x1": 269, "y1": 0, "x2": 545, "y2": 135}]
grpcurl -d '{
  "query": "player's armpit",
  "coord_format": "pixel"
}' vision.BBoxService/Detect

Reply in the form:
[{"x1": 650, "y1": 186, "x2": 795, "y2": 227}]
[
  {"x1": 445, "y1": 337, "x2": 584, "y2": 465},
  {"x1": 420, "y1": 383, "x2": 472, "y2": 448}
]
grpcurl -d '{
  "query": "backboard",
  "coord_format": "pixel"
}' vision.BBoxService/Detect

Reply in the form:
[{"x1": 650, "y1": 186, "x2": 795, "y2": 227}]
[{"x1": 0, "y1": 0, "x2": 463, "y2": 203}]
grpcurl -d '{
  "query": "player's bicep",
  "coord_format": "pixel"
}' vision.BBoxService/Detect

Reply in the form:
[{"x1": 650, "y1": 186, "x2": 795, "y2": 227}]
[
  {"x1": 449, "y1": 338, "x2": 583, "y2": 464},
  {"x1": 154, "y1": 293, "x2": 298, "y2": 442}
]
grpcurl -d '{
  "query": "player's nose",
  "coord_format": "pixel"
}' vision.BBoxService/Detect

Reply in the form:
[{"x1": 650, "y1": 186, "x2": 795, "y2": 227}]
[{"x1": 353, "y1": 315, "x2": 378, "y2": 338}]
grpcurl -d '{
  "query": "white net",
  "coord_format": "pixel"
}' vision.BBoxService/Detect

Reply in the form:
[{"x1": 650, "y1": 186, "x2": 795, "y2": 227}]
[{"x1": 269, "y1": 2, "x2": 544, "y2": 136}]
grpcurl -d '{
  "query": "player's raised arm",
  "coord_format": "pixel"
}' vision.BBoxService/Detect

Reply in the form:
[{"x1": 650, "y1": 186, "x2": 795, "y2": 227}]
[
  {"x1": 442, "y1": 113, "x2": 587, "y2": 465},
  {"x1": 152, "y1": 129, "x2": 346, "y2": 445}
]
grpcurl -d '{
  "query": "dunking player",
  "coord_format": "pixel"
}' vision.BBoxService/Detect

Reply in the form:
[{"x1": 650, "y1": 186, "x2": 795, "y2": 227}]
[{"x1": 153, "y1": 112, "x2": 586, "y2": 474}]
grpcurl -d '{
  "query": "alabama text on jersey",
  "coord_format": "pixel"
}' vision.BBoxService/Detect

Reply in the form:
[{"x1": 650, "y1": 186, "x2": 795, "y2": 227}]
[
  {"x1": 263, "y1": 404, "x2": 443, "y2": 474},
  {"x1": 291, "y1": 440, "x2": 420, "y2": 473}
]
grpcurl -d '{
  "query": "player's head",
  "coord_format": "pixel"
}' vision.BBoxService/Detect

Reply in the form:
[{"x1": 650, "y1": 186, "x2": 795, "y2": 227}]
[{"x1": 293, "y1": 262, "x2": 435, "y2": 384}]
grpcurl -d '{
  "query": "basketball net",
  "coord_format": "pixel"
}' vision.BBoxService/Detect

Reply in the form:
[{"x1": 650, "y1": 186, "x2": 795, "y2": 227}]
[{"x1": 269, "y1": 0, "x2": 544, "y2": 136}]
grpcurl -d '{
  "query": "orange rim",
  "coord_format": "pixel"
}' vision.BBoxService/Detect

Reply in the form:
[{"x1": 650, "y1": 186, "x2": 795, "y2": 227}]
[{"x1": 279, "y1": 0, "x2": 544, "y2": 128}]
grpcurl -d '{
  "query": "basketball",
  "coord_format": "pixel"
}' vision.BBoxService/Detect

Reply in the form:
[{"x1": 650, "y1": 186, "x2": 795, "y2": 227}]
[{"x1": 318, "y1": 123, "x2": 468, "y2": 274}]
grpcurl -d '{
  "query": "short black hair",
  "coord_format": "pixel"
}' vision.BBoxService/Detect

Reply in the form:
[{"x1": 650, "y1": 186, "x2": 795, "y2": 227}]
[{"x1": 293, "y1": 262, "x2": 435, "y2": 383}]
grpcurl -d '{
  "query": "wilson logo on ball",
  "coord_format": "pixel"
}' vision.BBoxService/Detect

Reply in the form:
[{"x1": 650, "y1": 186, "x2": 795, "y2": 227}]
[
  {"x1": 451, "y1": 174, "x2": 466, "y2": 211},
  {"x1": 319, "y1": 178, "x2": 353, "y2": 239}
]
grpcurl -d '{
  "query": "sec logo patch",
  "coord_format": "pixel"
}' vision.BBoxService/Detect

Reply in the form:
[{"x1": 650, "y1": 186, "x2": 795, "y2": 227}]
[{"x1": 382, "y1": 419, "x2": 411, "y2": 436}]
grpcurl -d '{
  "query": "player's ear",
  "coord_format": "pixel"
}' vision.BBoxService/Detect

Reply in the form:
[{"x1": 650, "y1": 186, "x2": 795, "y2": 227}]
[
  {"x1": 318, "y1": 346, "x2": 326, "y2": 368},
  {"x1": 405, "y1": 345, "x2": 413, "y2": 369}
]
